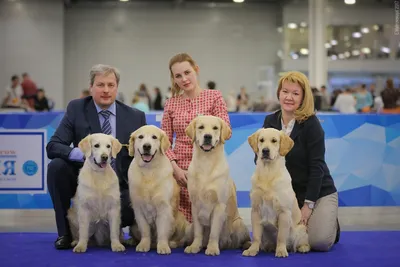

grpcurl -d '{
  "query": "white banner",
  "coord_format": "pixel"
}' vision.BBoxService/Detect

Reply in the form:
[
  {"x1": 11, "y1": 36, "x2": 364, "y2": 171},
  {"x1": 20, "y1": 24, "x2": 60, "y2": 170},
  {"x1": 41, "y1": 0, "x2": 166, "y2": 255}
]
[{"x1": 0, "y1": 129, "x2": 47, "y2": 194}]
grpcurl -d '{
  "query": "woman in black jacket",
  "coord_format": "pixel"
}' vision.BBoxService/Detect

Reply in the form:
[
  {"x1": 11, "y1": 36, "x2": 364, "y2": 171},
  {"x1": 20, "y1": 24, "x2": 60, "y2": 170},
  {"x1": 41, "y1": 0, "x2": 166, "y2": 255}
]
[{"x1": 261, "y1": 71, "x2": 339, "y2": 251}]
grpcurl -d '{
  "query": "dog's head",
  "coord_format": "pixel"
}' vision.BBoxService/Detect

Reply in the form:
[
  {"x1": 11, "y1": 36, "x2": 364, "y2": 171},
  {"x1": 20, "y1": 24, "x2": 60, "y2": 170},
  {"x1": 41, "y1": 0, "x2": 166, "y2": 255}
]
[
  {"x1": 248, "y1": 128, "x2": 294, "y2": 162},
  {"x1": 128, "y1": 125, "x2": 171, "y2": 163},
  {"x1": 78, "y1": 133, "x2": 122, "y2": 169},
  {"x1": 185, "y1": 115, "x2": 231, "y2": 152}
]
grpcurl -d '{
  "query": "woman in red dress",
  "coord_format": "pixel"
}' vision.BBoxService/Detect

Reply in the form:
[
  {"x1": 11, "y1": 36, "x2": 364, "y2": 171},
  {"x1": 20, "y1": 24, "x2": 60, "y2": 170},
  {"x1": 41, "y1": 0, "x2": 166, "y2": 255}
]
[{"x1": 161, "y1": 53, "x2": 231, "y2": 222}]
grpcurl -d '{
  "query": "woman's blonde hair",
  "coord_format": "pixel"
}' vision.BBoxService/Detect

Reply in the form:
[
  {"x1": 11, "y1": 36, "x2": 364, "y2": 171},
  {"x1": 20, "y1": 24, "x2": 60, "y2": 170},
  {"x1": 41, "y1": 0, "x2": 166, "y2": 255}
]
[
  {"x1": 168, "y1": 53, "x2": 198, "y2": 97},
  {"x1": 277, "y1": 71, "x2": 315, "y2": 122}
]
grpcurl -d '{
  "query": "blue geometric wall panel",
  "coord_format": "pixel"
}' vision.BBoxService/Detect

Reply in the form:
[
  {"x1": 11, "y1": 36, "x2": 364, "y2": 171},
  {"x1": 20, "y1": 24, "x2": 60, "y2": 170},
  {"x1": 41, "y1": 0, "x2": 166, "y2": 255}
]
[{"x1": 0, "y1": 112, "x2": 399, "y2": 208}]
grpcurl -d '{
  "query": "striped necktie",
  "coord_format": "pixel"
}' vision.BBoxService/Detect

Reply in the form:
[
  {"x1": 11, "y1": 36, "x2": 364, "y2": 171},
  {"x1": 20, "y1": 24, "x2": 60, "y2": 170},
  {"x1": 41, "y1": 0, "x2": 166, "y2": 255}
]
[{"x1": 100, "y1": 110, "x2": 116, "y2": 170}]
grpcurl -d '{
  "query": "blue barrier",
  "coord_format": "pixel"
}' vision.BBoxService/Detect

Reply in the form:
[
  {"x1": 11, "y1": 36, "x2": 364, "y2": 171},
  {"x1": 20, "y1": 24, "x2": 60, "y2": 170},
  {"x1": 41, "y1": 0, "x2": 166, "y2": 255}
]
[{"x1": 0, "y1": 112, "x2": 399, "y2": 208}]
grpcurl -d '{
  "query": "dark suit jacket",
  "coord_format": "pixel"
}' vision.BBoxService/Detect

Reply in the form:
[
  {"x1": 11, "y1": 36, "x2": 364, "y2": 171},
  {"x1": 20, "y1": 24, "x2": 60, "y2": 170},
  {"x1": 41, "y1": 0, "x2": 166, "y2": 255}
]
[
  {"x1": 262, "y1": 110, "x2": 337, "y2": 207},
  {"x1": 46, "y1": 96, "x2": 147, "y2": 190}
]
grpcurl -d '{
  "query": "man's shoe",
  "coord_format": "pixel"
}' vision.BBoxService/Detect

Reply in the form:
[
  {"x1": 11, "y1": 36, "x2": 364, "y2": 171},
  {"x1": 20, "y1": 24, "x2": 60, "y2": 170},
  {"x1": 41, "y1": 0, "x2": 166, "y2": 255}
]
[
  {"x1": 55, "y1": 235, "x2": 72, "y2": 250},
  {"x1": 334, "y1": 218, "x2": 340, "y2": 244}
]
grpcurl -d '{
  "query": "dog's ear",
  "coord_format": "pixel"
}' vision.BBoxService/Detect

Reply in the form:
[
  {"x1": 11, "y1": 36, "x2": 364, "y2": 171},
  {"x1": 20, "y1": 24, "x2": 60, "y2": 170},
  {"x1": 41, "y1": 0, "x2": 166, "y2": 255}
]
[
  {"x1": 219, "y1": 118, "x2": 232, "y2": 144},
  {"x1": 128, "y1": 131, "x2": 137, "y2": 157},
  {"x1": 111, "y1": 137, "x2": 122, "y2": 158},
  {"x1": 279, "y1": 131, "x2": 294, "y2": 156},
  {"x1": 185, "y1": 118, "x2": 197, "y2": 143},
  {"x1": 78, "y1": 135, "x2": 92, "y2": 158},
  {"x1": 160, "y1": 129, "x2": 171, "y2": 155},
  {"x1": 248, "y1": 129, "x2": 261, "y2": 154}
]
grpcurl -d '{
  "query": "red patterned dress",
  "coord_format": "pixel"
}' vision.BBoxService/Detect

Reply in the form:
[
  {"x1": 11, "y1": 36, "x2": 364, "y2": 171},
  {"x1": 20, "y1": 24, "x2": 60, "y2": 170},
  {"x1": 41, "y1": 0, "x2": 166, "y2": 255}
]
[{"x1": 161, "y1": 89, "x2": 231, "y2": 222}]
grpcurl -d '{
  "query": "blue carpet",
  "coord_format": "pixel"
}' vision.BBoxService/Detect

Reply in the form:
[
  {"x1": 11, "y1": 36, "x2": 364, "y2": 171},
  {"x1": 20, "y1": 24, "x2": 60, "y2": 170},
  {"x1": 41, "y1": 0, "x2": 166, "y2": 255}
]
[{"x1": 0, "y1": 231, "x2": 399, "y2": 267}]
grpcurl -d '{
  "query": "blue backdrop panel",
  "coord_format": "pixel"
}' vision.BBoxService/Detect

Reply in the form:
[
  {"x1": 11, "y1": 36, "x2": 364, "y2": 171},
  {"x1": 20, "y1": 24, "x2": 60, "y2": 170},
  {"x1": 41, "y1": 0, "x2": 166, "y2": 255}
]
[{"x1": 1, "y1": 112, "x2": 399, "y2": 208}]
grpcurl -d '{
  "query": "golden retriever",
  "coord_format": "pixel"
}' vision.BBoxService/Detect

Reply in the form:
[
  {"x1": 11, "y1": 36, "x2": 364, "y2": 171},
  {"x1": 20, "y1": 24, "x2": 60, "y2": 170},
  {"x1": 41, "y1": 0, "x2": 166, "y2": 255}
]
[
  {"x1": 184, "y1": 115, "x2": 251, "y2": 256},
  {"x1": 243, "y1": 128, "x2": 310, "y2": 257},
  {"x1": 67, "y1": 133, "x2": 125, "y2": 253},
  {"x1": 127, "y1": 125, "x2": 190, "y2": 255}
]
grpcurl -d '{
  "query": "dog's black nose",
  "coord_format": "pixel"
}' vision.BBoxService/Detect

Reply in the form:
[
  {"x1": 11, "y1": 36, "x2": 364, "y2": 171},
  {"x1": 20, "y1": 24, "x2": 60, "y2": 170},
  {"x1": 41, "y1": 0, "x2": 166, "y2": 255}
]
[
  {"x1": 143, "y1": 143, "x2": 151, "y2": 151},
  {"x1": 204, "y1": 134, "x2": 212, "y2": 141},
  {"x1": 101, "y1": 155, "x2": 108, "y2": 162},
  {"x1": 262, "y1": 148, "x2": 270, "y2": 156}
]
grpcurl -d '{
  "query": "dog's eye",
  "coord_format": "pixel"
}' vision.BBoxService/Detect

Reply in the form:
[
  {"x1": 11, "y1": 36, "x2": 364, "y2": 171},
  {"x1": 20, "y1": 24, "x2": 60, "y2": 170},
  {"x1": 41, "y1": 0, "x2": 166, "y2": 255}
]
[
  {"x1": 198, "y1": 125, "x2": 204, "y2": 130},
  {"x1": 138, "y1": 135, "x2": 144, "y2": 139},
  {"x1": 260, "y1": 138, "x2": 264, "y2": 143},
  {"x1": 107, "y1": 144, "x2": 111, "y2": 148},
  {"x1": 94, "y1": 143, "x2": 100, "y2": 148},
  {"x1": 213, "y1": 126, "x2": 218, "y2": 130},
  {"x1": 271, "y1": 138, "x2": 277, "y2": 143},
  {"x1": 152, "y1": 135, "x2": 157, "y2": 139}
]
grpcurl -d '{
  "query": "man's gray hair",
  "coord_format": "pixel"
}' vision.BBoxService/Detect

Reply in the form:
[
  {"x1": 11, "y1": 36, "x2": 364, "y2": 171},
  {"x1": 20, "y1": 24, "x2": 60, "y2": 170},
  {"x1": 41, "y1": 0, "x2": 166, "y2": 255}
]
[{"x1": 90, "y1": 64, "x2": 120, "y2": 86}]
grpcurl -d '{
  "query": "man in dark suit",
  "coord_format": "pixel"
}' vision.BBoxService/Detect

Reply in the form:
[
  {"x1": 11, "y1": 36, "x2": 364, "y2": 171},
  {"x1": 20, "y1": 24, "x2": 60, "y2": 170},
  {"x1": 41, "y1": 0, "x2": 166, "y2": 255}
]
[{"x1": 46, "y1": 64, "x2": 146, "y2": 249}]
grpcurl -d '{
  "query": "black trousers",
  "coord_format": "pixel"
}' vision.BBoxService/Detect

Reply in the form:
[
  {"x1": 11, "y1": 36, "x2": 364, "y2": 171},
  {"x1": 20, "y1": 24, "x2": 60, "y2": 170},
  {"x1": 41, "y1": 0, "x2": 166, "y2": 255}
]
[{"x1": 47, "y1": 158, "x2": 135, "y2": 237}]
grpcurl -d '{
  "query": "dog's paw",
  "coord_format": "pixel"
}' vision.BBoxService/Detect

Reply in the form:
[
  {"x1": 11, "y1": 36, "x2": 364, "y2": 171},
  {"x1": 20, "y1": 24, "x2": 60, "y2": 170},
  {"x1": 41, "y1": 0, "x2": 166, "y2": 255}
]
[
  {"x1": 157, "y1": 242, "x2": 171, "y2": 255},
  {"x1": 297, "y1": 244, "x2": 310, "y2": 253},
  {"x1": 169, "y1": 241, "x2": 179, "y2": 249},
  {"x1": 136, "y1": 239, "x2": 151, "y2": 253},
  {"x1": 184, "y1": 244, "x2": 201, "y2": 254},
  {"x1": 205, "y1": 243, "x2": 220, "y2": 256},
  {"x1": 71, "y1": 240, "x2": 78, "y2": 247},
  {"x1": 242, "y1": 245, "x2": 259, "y2": 257},
  {"x1": 111, "y1": 241, "x2": 126, "y2": 252},
  {"x1": 275, "y1": 245, "x2": 289, "y2": 258},
  {"x1": 73, "y1": 241, "x2": 87, "y2": 253}
]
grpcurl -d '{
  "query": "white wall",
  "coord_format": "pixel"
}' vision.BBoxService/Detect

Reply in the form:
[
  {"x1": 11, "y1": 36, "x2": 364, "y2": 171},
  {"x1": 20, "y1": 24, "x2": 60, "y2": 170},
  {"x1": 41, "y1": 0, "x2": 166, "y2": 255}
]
[
  {"x1": 64, "y1": 3, "x2": 281, "y2": 106},
  {"x1": 0, "y1": 0, "x2": 64, "y2": 110}
]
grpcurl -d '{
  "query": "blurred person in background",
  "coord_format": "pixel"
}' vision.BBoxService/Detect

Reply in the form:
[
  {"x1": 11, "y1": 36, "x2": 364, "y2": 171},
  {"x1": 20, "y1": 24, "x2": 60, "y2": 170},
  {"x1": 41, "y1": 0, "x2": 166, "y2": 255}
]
[
  {"x1": 207, "y1": 81, "x2": 216, "y2": 90},
  {"x1": 333, "y1": 88, "x2": 357, "y2": 114},
  {"x1": 152, "y1": 87, "x2": 163, "y2": 110},
  {"x1": 237, "y1": 86, "x2": 249, "y2": 112},
  {"x1": 161, "y1": 52, "x2": 231, "y2": 222},
  {"x1": 34, "y1": 88, "x2": 50, "y2": 112},
  {"x1": 138, "y1": 83, "x2": 152, "y2": 109},
  {"x1": 21, "y1": 72, "x2": 38, "y2": 108},
  {"x1": 354, "y1": 84, "x2": 373, "y2": 113},
  {"x1": 132, "y1": 92, "x2": 150, "y2": 113},
  {"x1": 380, "y1": 79, "x2": 400, "y2": 114},
  {"x1": 2, "y1": 75, "x2": 29, "y2": 109}
]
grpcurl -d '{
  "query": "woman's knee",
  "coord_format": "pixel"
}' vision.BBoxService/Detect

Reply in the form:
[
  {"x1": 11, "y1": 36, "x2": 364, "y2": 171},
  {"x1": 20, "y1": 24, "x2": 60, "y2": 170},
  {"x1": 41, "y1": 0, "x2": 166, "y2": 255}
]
[{"x1": 309, "y1": 231, "x2": 335, "y2": 252}]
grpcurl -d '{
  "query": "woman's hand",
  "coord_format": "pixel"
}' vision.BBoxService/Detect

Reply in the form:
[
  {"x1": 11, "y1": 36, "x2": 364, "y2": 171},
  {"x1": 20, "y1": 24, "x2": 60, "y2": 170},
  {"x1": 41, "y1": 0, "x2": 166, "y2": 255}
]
[
  {"x1": 171, "y1": 161, "x2": 187, "y2": 188},
  {"x1": 300, "y1": 204, "x2": 313, "y2": 225}
]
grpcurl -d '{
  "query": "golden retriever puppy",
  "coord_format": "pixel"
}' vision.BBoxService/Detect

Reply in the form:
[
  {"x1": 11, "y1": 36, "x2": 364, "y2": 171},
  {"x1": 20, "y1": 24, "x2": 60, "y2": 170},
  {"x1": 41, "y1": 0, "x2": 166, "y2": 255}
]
[
  {"x1": 184, "y1": 115, "x2": 251, "y2": 256},
  {"x1": 68, "y1": 133, "x2": 125, "y2": 253},
  {"x1": 243, "y1": 128, "x2": 310, "y2": 258},
  {"x1": 127, "y1": 125, "x2": 190, "y2": 255}
]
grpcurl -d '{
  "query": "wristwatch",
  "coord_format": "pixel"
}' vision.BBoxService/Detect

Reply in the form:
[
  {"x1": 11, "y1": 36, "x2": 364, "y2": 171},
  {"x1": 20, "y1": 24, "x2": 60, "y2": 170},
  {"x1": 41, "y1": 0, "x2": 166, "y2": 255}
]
[{"x1": 305, "y1": 200, "x2": 315, "y2": 209}]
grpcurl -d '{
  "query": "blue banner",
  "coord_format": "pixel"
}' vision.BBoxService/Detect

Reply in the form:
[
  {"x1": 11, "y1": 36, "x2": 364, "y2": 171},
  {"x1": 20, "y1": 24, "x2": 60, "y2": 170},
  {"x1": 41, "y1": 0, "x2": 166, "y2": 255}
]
[{"x1": 0, "y1": 112, "x2": 399, "y2": 208}]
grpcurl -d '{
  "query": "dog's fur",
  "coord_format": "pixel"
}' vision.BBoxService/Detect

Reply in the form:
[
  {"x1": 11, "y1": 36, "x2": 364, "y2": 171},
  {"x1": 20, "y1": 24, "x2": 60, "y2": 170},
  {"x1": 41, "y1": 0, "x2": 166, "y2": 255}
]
[
  {"x1": 127, "y1": 125, "x2": 190, "y2": 254},
  {"x1": 184, "y1": 115, "x2": 251, "y2": 256},
  {"x1": 67, "y1": 133, "x2": 125, "y2": 253},
  {"x1": 243, "y1": 128, "x2": 310, "y2": 257}
]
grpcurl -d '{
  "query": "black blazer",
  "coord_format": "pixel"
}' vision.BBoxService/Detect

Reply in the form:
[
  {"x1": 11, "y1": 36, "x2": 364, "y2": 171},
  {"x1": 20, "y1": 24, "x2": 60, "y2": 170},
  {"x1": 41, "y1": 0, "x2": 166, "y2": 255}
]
[
  {"x1": 46, "y1": 96, "x2": 147, "y2": 190},
  {"x1": 262, "y1": 110, "x2": 337, "y2": 207}
]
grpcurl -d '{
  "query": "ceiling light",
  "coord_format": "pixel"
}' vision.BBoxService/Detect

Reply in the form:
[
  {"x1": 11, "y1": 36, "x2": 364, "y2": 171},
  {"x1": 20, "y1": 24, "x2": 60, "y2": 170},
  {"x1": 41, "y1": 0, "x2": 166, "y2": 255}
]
[
  {"x1": 373, "y1": 25, "x2": 380, "y2": 31},
  {"x1": 361, "y1": 47, "x2": 371, "y2": 54},
  {"x1": 331, "y1": 55, "x2": 338, "y2": 60},
  {"x1": 352, "y1": 32, "x2": 362, "y2": 38},
  {"x1": 233, "y1": 0, "x2": 245, "y2": 3},
  {"x1": 331, "y1": 40, "x2": 338, "y2": 45},
  {"x1": 344, "y1": 51, "x2": 351, "y2": 58},
  {"x1": 325, "y1": 43, "x2": 332, "y2": 49},
  {"x1": 120, "y1": 0, "x2": 129, "y2": 2},
  {"x1": 300, "y1": 48, "x2": 309, "y2": 55},
  {"x1": 361, "y1": 27, "x2": 369, "y2": 34},
  {"x1": 338, "y1": 53, "x2": 345, "y2": 59},
  {"x1": 352, "y1": 50, "x2": 360, "y2": 56},
  {"x1": 344, "y1": 0, "x2": 356, "y2": 4},
  {"x1": 288, "y1": 23, "x2": 298, "y2": 29},
  {"x1": 381, "y1": 47, "x2": 390, "y2": 53},
  {"x1": 291, "y1": 53, "x2": 299, "y2": 60}
]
